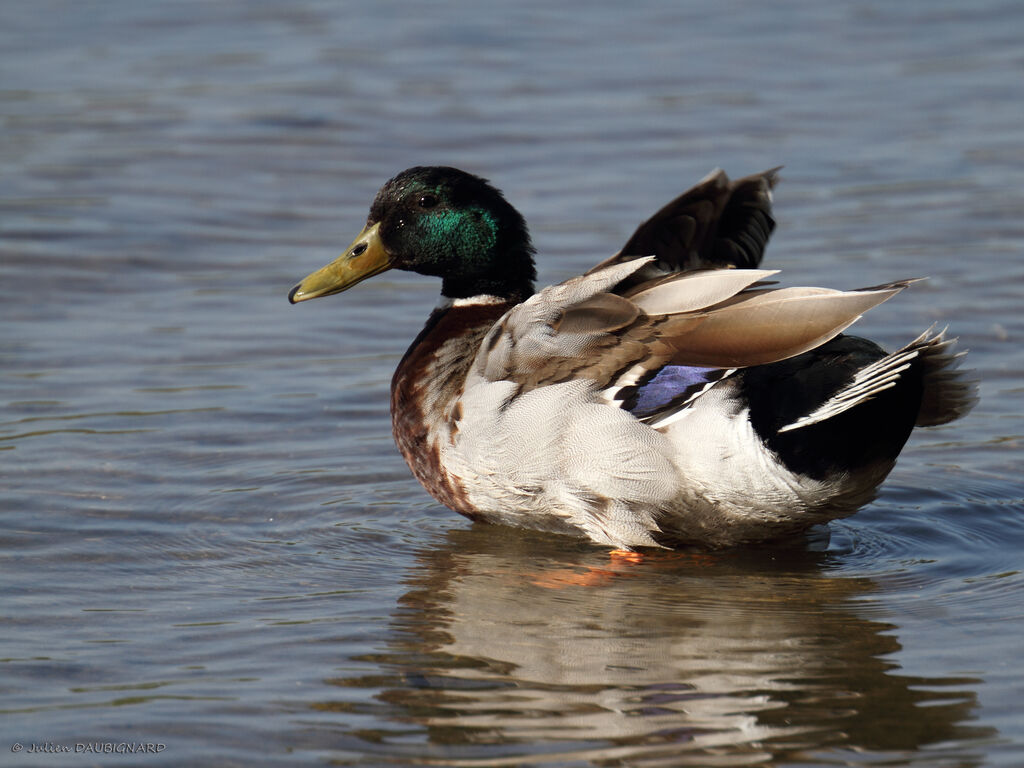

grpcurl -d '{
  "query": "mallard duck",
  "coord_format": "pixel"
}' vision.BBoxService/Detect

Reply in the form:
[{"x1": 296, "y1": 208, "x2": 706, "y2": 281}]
[{"x1": 289, "y1": 166, "x2": 976, "y2": 549}]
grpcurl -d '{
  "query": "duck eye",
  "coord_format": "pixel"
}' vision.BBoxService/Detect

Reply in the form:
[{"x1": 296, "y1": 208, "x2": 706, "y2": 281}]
[{"x1": 417, "y1": 194, "x2": 438, "y2": 209}]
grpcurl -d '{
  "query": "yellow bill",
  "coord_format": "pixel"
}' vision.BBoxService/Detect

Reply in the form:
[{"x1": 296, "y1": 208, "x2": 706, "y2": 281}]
[{"x1": 288, "y1": 222, "x2": 391, "y2": 303}]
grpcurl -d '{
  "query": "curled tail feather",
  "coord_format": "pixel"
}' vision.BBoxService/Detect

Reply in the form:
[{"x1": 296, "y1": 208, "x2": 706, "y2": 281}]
[{"x1": 912, "y1": 326, "x2": 978, "y2": 427}]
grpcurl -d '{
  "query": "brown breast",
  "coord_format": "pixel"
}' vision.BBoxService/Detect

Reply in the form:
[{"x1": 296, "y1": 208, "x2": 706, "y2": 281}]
[{"x1": 390, "y1": 301, "x2": 515, "y2": 518}]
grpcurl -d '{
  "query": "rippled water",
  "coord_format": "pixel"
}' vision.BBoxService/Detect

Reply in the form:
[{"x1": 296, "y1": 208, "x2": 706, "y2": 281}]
[{"x1": 3, "y1": 1, "x2": 1023, "y2": 765}]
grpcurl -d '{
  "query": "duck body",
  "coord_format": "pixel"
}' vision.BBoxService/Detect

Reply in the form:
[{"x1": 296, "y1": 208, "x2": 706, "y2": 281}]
[{"x1": 290, "y1": 166, "x2": 976, "y2": 549}]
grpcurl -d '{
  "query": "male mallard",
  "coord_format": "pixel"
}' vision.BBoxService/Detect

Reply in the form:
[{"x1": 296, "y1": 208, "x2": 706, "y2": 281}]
[{"x1": 289, "y1": 167, "x2": 976, "y2": 549}]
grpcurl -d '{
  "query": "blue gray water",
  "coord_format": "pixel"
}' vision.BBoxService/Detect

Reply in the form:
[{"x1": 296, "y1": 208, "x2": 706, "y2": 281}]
[{"x1": 3, "y1": 1, "x2": 1023, "y2": 765}]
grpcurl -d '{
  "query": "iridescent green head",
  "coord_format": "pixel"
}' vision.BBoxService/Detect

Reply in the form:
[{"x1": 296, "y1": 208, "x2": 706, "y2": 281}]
[{"x1": 289, "y1": 166, "x2": 536, "y2": 304}]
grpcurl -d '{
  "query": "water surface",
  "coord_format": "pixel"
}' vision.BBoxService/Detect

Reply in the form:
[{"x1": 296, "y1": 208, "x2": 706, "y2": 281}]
[{"x1": 3, "y1": 1, "x2": 1023, "y2": 765}]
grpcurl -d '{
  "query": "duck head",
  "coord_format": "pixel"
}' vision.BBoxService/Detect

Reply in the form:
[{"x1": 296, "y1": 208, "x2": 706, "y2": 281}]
[{"x1": 289, "y1": 166, "x2": 537, "y2": 304}]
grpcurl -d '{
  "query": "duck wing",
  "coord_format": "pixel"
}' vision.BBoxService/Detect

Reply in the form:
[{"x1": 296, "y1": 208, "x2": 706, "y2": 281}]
[
  {"x1": 587, "y1": 167, "x2": 780, "y2": 291},
  {"x1": 471, "y1": 258, "x2": 909, "y2": 402}
]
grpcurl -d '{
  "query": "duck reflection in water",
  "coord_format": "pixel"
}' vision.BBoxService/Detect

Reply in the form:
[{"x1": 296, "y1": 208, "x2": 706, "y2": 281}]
[{"x1": 320, "y1": 527, "x2": 993, "y2": 765}]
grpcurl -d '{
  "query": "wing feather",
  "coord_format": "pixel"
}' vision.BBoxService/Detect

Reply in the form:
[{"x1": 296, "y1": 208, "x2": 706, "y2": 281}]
[
  {"x1": 472, "y1": 258, "x2": 910, "y2": 404},
  {"x1": 586, "y1": 167, "x2": 780, "y2": 290},
  {"x1": 628, "y1": 268, "x2": 778, "y2": 315},
  {"x1": 657, "y1": 282, "x2": 910, "y2": 368}
]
